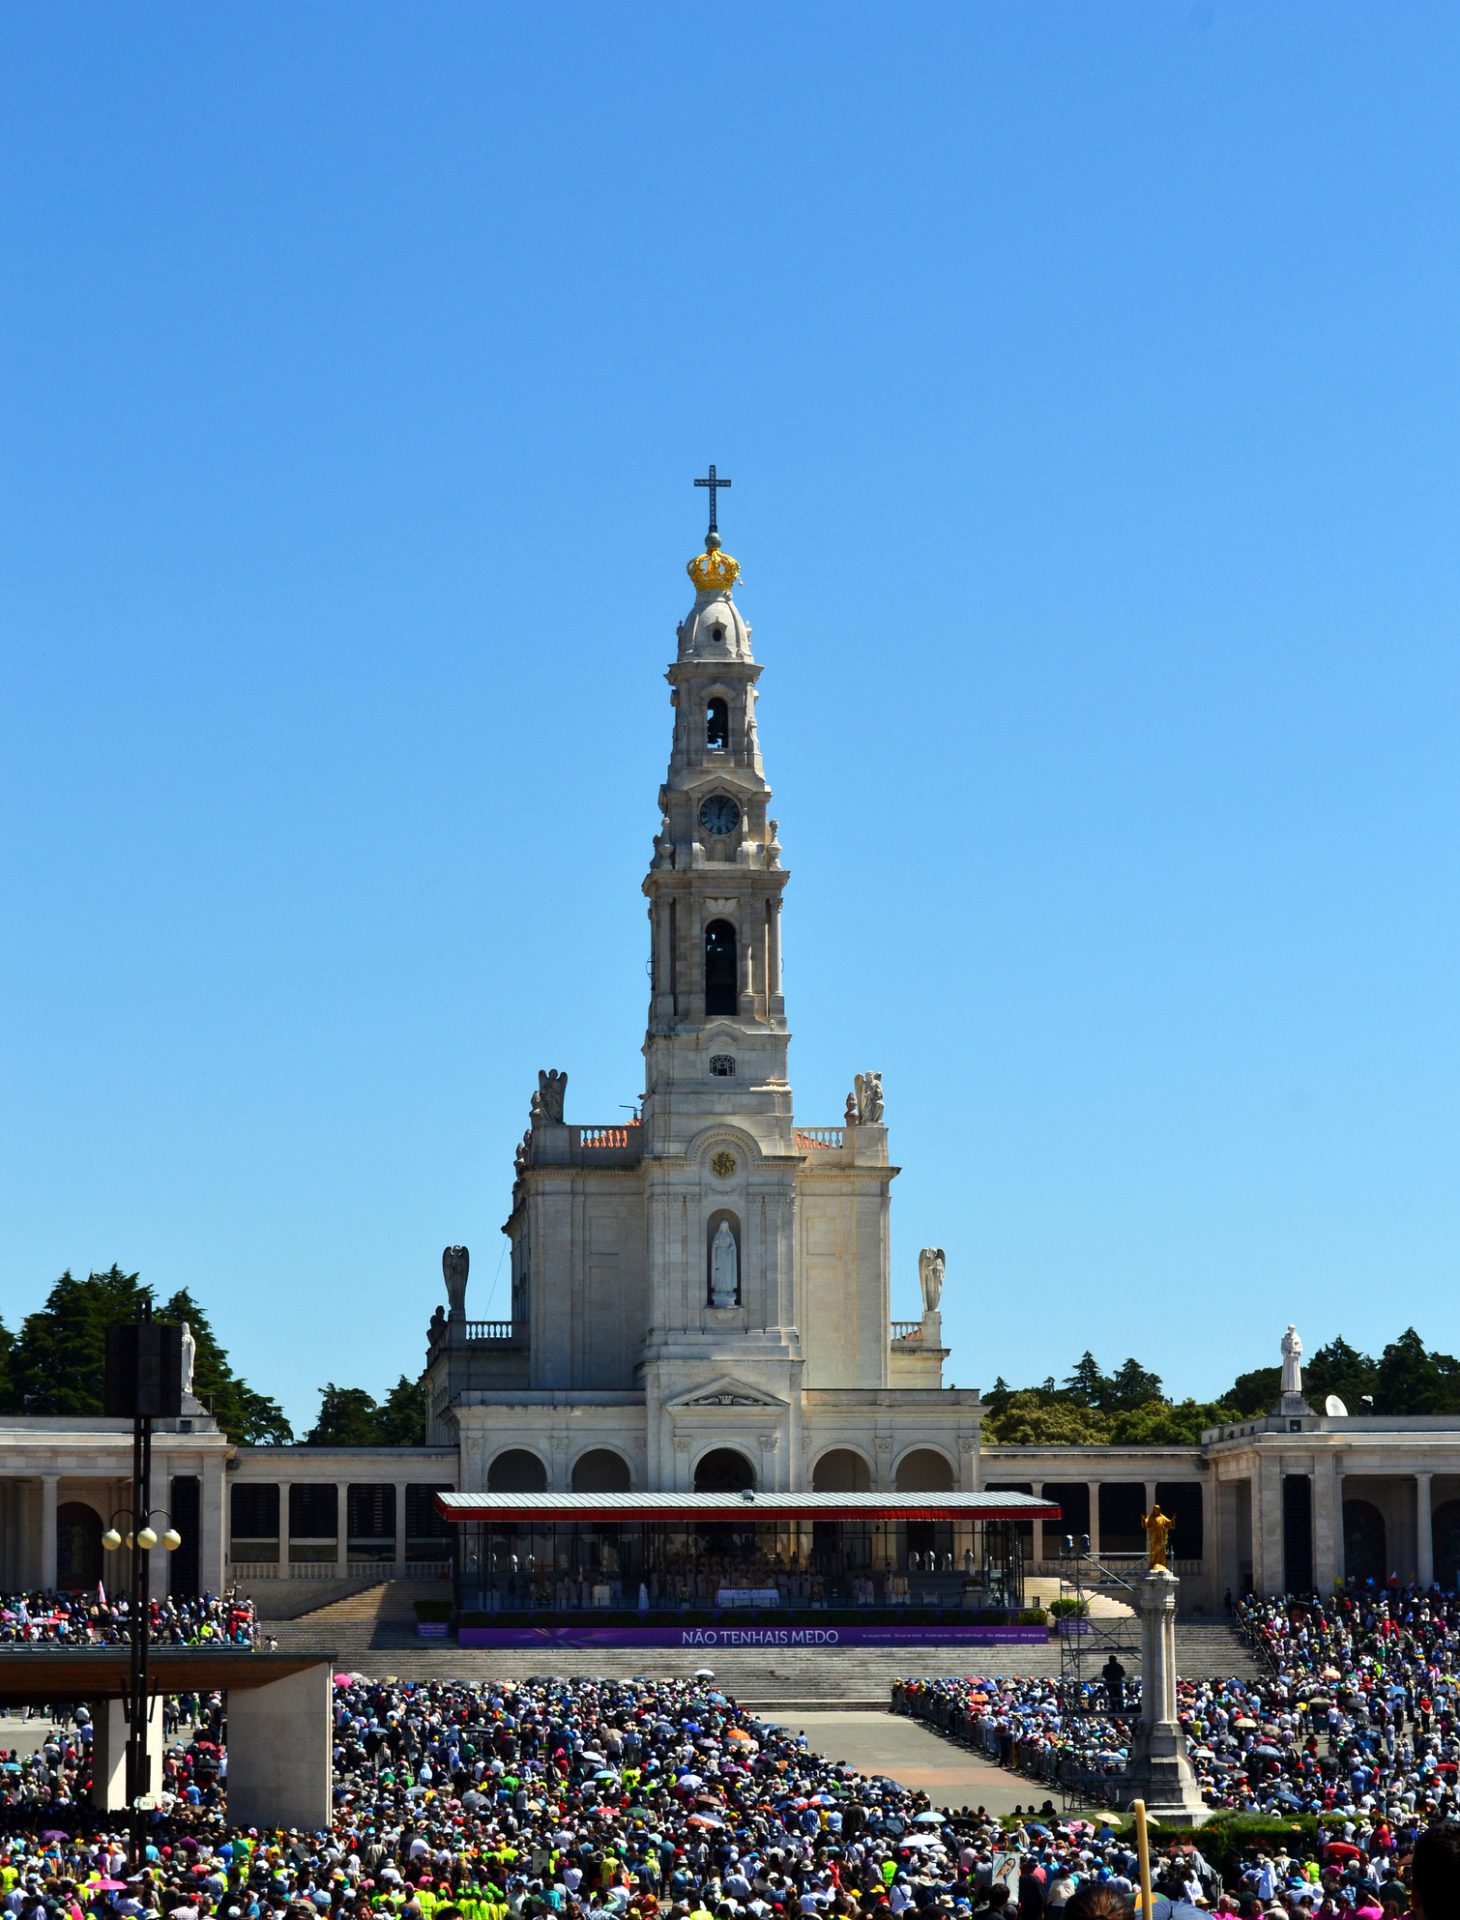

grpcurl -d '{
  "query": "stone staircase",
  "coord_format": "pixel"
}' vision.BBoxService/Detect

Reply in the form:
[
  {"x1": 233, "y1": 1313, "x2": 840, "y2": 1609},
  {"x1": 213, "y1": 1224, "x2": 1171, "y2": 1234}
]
[{"x1": 255, "y1": 1614, "x2": 1259, "y2": 1706}]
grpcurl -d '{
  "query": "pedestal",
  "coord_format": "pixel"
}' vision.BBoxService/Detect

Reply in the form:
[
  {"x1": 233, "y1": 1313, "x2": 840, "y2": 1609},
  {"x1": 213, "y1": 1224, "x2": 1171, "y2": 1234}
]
[{"x1": 1124, "y1": 1568, "x2": 1208, "y2": 1823}]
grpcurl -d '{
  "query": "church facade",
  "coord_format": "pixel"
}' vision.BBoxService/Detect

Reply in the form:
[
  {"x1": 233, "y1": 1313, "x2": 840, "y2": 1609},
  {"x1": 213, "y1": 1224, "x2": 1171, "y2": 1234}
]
[
  {"x1": 4, "y1": 491, "x2": 1460, "y2": 1613},
  {"x1": 421, "y1": 514, "x2": 981, "y2": 1501}
]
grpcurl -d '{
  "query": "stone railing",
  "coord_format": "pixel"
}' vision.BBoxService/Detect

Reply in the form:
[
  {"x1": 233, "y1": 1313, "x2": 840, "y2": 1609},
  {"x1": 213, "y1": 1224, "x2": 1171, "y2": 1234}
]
[
  {"x1": 794, "y1": 1127, "x2": 844, "y2": 1150},
  {"x1": 578, "y1": 1124, "x2": 638, "y2": 1148},
  {"x1": 230, "y1": 1559, "x2": 451, "y2": 1582},
  {"x1": 464, "y1": 1320, "x2": 516, "y2": 1343},
  {"x1": 890, "y1": 1320, "x2": 923, "y2": 1342}
]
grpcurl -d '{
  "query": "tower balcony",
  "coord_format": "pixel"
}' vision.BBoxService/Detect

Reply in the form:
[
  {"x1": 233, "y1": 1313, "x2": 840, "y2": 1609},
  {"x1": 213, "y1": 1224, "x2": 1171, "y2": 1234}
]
[{"x1": 528, "y1": 1120, "x2": 646, "y2": 1169}]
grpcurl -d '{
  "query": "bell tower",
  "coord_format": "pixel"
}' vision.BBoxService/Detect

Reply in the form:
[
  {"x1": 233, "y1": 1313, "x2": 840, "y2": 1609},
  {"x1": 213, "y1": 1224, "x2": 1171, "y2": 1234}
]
[
  {"x1": 641, "y1": 478, "x2": 792, "y2": 1160},
  {"x1": 637, "y1": 476, "x2": 803, "y2": 1485}
]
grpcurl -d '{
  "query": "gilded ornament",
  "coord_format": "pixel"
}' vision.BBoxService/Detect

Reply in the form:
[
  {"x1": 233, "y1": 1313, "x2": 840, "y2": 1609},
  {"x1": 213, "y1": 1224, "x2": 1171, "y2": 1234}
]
[
  {"x1": 687, "y1": 546, "x2": 741, "y2": 592},
  {"x1": 711, "y1": 1149, "x2": 737, "y2": 1177}
]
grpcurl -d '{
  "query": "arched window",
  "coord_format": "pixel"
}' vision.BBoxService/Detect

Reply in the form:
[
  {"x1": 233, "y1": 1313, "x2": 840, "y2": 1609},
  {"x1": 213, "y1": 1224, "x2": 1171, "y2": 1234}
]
[
  {"x1": 812, "y1": 1449, "x2": 872, "y2": 1492},
  {"x1": 706, "y1": 697, "x2": 729, "y2": 751},
  {"x1": 695, "y1": 1448, "x2": 756, "y2": 1493},
  {"x1": 571, "y1": 1449, "x2": 633, "y2": 1493},
  {"x1": 705, "y1": 919, "x2": 738, "y2": 1016},
  {"x1": 487, "y1": 1448, "x2": 548, "y2": 1492},
  {"x1": 894, "y1": 1448, "x2": 956, "y2": 1492}
]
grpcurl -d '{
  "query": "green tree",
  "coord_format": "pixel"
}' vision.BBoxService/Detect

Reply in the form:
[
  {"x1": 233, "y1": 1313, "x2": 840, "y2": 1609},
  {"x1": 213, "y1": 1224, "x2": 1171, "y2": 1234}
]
[
  {"x1": 376, "y1": 1374, "x2": 427, "y2": 1446},
  {"x1": 305, "y1": 1384, "x2": 384, "y2": 1447},
  {"x1": 0, "y1": 1319, "x2": 14, "y2": 1412},
  {"x1": 1063, "y1": 1351, "x2": 1107, "y2": 1407},
  {"x1": 9, "y1": 1266, "x2": 153, "y2": 1415},
  {"x1": 1375, "y1": 1328, "x2": 1449, "y2": 1415},
  {"x1": 155, "y1": 1289, "x2": 293, "y2": 1444},
  {"x1": 1104, "y1": 1357, "x2": 1164, "y2": 1412},
  {"x1": 984, "y1": 1392, "x2": 1112, "y2": 1447},
  {"x1": 986, "y1": 1374, "x2": 1014, "y2": 1417},
  {"x1": 1303, "y1": 1337, "x2": 1377, "y2": 1413},
  {"x1": 1108, "y1": 1398, "x2": 1240, "y2": 1446},
  {"x1": 1221, "y1": 1364, "x2": 1281, "y2": 1414}
]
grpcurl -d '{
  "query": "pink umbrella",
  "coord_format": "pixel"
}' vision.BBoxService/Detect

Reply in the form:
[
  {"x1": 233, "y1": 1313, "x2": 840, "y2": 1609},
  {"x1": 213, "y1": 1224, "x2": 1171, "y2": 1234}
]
[{"x1": 89, "y1": 1880, "x2": 128, "y2": 1892}]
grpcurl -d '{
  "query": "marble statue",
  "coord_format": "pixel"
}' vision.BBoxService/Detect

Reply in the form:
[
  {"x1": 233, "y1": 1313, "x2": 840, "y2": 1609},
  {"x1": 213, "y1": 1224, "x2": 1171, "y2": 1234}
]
[
  {"x1": 442, "y1": 1244, "x2": 470, "y2": 1316},
  {"x1": 430, "y1": 1303, "x2": 446, "y2": 1340},
  {"x1": 850, "y1": 1070, "x2": 884, "y2": 1125},
  {"x1": 709, "y1": 1220, "x2": 739, "y2": 1307},
  {"x1": 1142, "y1": 1502, "x2": 1175, "y2": 1572},
  {"x1": 531, "y1": 1068, "x2": 568, "y2": 1125},
  {"x1": 179, "y1": 1321, "x2": 196, "y2": 1399},
  {"x1": 844, "y1": 1090, "x2": 858, "y2": 1126},
  {"x1": 1281, "y1": 1323, "x2": 1303, "y2": 1398},
  {"x1": 918, "y1": 1247, "x2": 945, "y2": 1314}
]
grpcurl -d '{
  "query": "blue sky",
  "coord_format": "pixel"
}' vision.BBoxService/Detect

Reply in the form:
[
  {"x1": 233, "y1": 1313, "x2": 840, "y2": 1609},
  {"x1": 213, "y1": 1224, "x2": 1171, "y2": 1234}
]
[{"x1": 5, "y1": 2, "x2": 1459, "y2": 1431}]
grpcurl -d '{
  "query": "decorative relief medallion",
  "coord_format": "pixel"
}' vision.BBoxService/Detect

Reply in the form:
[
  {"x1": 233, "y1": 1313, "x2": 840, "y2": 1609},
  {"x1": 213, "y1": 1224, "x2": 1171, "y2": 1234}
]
[{"x1": 711, "y1": 1149, "x2": 737, "y2": 1177}]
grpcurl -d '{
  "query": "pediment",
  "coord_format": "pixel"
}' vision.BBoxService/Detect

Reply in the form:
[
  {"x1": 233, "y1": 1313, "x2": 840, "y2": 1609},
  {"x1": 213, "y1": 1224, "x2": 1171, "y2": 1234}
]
[{"x1": 666, "y1": 1374, "x2": 786, "y2": 1411}]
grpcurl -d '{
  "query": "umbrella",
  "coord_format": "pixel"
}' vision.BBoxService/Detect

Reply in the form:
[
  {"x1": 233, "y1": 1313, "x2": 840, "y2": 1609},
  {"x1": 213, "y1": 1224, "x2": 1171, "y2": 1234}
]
[
  {"x1": 89, "y1": 1882, "x2": 128, "y2": 1893},
  {"x1": 913, "y1": 1811, "x2": 946, "y2": 1825},
  {"x1": 1234, "y1": 1716, "x2": 1258, "y2": 1729},
  {"x1": 694, "y1": 1668, "x2": 715, "y2": 1679}
]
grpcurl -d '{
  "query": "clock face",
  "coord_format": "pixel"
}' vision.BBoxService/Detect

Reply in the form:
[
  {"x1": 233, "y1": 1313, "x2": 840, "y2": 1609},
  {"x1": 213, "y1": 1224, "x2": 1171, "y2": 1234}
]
[{"x1": 699, "y1": 793, "x2": 741, "y2": 836}]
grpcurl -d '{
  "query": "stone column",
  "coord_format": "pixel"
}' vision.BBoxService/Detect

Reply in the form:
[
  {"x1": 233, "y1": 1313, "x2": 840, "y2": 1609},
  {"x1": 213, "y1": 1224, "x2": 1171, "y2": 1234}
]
[
  {"x1": 227, "y1": 1663, "x2": 334, "y2": 1831},
  {"x1": 393, "y1": 1484, "x2": 409, "y2": 1574},
  {"x1": 1086, "y1": 1482, "x2": 1102, "y2": 1558},
  {"x1": 335, "y1": 1484, "x2": 350, "y2": 1572},
  {"x1": 1252, "y1": 1458, "x2": 1282, "y2": 1593},
  {"x1": 278, "y1": 1482, "x2": 292, "y2": 1574},
  {"x1": 90, "y1": 1697, "x2": 164, "y2": 1811},
  {"x1": 147, "y1": 1451, "x2": 168, "y2": 1601},
  {"x1": 198, "y1": 1458, "x2": 226, "y2": 1596},
  {"x1": 39, "y1": 1476, "x2": 59, "y2": 1590},
  {"x1": 1311, "y1": 1453, "x2": 1341, "y2": 1592},
  {"x1": 1125, "y1": 1569, "x2": 1208, "y2": 1822},
  {"x1": 1416, "y1": 1472, "x2": 1435, "y2": 1589}
]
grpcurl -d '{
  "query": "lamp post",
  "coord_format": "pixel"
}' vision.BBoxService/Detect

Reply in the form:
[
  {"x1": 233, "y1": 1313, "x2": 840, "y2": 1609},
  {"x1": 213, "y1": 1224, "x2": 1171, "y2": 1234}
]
[
  {"x1": 101, "y1": 1502, "x2": 182, "y2": 1864},
  {"x1": 102, "y1": 1302, "x2": 183, "y2": 1868}
]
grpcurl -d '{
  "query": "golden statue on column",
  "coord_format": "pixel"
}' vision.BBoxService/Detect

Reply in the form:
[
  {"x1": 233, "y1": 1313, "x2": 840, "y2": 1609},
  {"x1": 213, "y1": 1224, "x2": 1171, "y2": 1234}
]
[{"x1": 1142, "y1": 1502, "x2": 1175, "y2": 1571}]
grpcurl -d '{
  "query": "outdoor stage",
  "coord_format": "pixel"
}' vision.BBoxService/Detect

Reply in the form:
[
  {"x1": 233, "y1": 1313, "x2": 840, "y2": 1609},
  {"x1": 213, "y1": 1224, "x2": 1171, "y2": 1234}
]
[{"x1": 437, "y1": 1488, "x2": 1060, "y2": 1648}]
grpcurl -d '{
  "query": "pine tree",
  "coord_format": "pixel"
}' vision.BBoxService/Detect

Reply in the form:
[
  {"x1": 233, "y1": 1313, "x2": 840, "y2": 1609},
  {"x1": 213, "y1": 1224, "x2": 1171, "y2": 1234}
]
[
  {"x1": 376, "y1": 1374, "x2": 427, "y2": 1445},
  {"x1": 10, "y1": 1266, "x2": 152, "y2": 1415},
  {"x1": 305, "y1": 1384, "x2": 384, "y2": 1447},
  {"x1": 1063, "y1": 1351, "x2": 1107, "y2": 1406}
]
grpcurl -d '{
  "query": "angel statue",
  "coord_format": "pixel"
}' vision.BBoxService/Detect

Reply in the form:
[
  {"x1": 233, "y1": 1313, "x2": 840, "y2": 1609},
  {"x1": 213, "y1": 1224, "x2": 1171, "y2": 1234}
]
[
  {"x1": 531, "y1": 1067, "x2": 568, "y2": 1126},
  {"x1": 442, "y1": 1244, "x2": 470, "y2": 1317},
  {"x1": 918, "y1": 1248, "x2": 945, "y2": 1314},
  {"x1": 1142, "y1": 1502, "x2": 1176, "y2": 1573},
  {"x1": 851, "y1": 1070, "x2": 884, "y2": 1125}
]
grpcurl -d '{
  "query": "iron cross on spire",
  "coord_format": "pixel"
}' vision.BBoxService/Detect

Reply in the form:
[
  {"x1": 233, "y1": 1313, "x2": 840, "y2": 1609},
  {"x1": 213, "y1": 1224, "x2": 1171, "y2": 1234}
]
[{"x1": 694, "y1": 464, "x2": 733, "y2": 536}]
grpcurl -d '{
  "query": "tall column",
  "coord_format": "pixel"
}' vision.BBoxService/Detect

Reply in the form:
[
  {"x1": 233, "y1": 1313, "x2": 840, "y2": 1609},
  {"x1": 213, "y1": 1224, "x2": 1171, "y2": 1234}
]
[
  {"x1": 199, "y1": 1458, "x2": 226, "y2": 1595},
  {"x1": 278, "y1": 1481, "x2": 293, "y2": 1573},
  {"x1": 1311, "y1": 1453, "x2": 1340, "y2": 1592},
  {"x1": 1253, "y1": 1457, "x2": 1283, "y2": 1593},
  {"x1": 39, "y1": 1476, "x2": 59, "y2": 1589},
  {"x1": 1125, "y1": 1569, "x2": 1205, "y2": 1819},
  {"x1": 394, "y1": 1484, "x2": 409, "y2": 1574},
  {"x1": 1086, "y1": 1482, "x2": 1102, "y2": 1558},
  {"x1": 336, "y1": 1484, "x2": 350, "y2": 1572},
  {"x1": 1416, "y1": 1472, "x2": 1435, "y2": 1589},
  {"x1": 147, "y1": 1449, "x2": 168, "y2": 1601}
]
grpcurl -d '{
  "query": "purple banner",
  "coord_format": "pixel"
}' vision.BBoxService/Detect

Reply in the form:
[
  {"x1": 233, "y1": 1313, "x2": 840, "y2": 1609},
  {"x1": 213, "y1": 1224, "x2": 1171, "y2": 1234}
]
[
  {"x1": 416, "y1": 1621, "x2": 450, "y2": 1640},
  {"x1": 457, "y1": 1623, "x2": 1050, "y2": 1650}
]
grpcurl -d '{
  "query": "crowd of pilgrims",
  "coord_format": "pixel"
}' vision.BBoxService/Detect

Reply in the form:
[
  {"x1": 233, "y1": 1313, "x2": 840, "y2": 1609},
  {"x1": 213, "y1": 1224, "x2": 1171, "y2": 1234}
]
[
  {"x1": 1, "y1": 1671, "x2": 1459, "y2": 1920},
  {"x1": 0, "y1": 1596, "x2": 256, "y2": 1650},
  {"x1": 897, "y1": 1589, "x2": 1460, "y2": 1819}
]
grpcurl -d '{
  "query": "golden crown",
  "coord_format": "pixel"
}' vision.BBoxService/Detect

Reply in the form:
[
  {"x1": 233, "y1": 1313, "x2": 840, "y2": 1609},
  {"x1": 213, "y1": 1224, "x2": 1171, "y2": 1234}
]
[{"x1": 687, "y1": 539, "x2": 740, "y2": 592}]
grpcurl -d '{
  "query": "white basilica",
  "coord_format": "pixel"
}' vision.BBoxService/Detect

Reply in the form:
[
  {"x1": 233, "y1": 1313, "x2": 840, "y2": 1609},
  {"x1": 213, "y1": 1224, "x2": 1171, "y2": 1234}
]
[
  {"x1": 420, "y1": 514, "x2": 979, "y2": 1500},
  {"x1": 4, "y1": 492, "x2": 1460, "y2": 1613}
]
